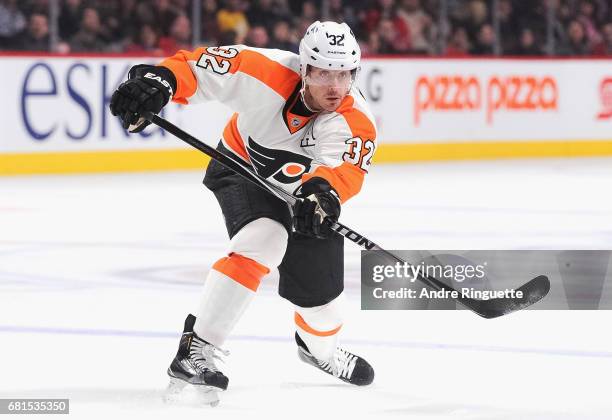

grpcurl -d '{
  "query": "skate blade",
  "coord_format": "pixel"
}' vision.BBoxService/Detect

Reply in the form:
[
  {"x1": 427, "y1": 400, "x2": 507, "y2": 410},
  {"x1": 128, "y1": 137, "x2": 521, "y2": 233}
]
[{"x1": 163, "y1": 377, "x2": 220, "y2": 407}]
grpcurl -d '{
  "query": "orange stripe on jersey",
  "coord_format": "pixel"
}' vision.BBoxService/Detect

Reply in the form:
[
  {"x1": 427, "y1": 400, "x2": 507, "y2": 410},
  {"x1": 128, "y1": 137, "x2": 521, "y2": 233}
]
[
  {"x1": 158, "y1": 48, "x2": 206, "y2": 104},
  {"x1": 336, "y1": 96, "x2": 377, "y2": 141},
  {"x1": 294, "y1": 312, "x2": 342, "y2": 337},
  {"x1": 302, "y1": 162, "x2": 367, "y2": 204},
  {"x1": 212, "y1": 252, "x2": 270, "y2": 292},
  {"x1": 226, "y1": 49, "x2": 300, "y2": 100},
  {"x1": 160, "y1": 47, "x2": 300, "y2": 103},
  {"x1": 223, "y1": 113, "x2": 249, "y2": 161}
]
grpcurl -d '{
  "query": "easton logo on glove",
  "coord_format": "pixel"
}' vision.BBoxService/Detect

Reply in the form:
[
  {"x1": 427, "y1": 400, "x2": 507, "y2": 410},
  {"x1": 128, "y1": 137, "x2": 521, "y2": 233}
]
[
  {"x1": 246, "y1": 137, "x2": 313, "y2": 184},
  {"x1": 144, "y1": 72, "x2": 174, "y2": 97}
]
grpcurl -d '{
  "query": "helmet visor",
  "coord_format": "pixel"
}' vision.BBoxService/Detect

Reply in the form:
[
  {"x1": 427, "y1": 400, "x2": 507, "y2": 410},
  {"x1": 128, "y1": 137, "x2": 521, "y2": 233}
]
[{"x1": 304, "y1": 68, "x2": 357, "y2": 89}]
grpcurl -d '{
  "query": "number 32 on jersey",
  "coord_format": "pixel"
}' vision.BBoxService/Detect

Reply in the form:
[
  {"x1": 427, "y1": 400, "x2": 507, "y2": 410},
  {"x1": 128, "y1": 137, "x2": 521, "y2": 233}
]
[
  {"x1": 196, "y1": 47, "x2": 238, "y2": 75},
  {"x1": 343, "y1": 137, "x2": 375, "y2": 172}
]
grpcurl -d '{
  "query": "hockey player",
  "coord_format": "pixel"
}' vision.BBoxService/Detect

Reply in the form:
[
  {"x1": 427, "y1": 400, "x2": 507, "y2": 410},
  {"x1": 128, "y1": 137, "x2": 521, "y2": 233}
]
[{"x1": 109, "y1": 21, "x2": 377, "y2": 398}]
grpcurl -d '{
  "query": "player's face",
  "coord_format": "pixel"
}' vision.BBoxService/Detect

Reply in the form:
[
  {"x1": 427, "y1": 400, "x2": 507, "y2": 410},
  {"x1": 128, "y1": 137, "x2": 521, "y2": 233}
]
[{"x1": 305, "y1": 67, "x2": 353, "y2": 111}]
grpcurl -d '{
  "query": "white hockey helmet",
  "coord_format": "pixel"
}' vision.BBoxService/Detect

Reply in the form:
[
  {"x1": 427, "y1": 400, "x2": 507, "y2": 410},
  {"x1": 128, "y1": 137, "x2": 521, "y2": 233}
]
[{"x1": 299, "y1": 21, "x2": 361, "y2": 78}]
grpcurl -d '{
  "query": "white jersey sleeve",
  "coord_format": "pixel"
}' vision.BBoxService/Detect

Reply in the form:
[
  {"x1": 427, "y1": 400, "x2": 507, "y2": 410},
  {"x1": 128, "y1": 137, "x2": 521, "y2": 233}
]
[{"x1": 158, "y1": 45, "x2": 300, "y2": 113}]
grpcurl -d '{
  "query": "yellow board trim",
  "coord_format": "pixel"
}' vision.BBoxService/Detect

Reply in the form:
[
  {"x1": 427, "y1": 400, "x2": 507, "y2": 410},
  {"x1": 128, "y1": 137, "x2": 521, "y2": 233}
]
[
  {"x1": 2, "y1": 140, "x2": 612, "y2": 175},
  {"x1": 375, "y1": 140, "x2": 612, "y2": 162},
  {"x1": 0, "y1": 149, "x2": 211, "y2": 175}
]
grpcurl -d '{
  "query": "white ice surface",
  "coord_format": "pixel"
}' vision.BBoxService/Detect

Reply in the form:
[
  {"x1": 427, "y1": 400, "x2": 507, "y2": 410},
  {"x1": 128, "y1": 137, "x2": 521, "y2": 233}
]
[{"x1": 1, "y1": 158, "x2": 612, "y2": 419}]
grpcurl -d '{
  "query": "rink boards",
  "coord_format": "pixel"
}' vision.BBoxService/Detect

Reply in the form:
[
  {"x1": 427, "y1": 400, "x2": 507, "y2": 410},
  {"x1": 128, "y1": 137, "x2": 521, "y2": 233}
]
[{"x1": 0, "y1": 54, "x2": 610, "y2": 174}]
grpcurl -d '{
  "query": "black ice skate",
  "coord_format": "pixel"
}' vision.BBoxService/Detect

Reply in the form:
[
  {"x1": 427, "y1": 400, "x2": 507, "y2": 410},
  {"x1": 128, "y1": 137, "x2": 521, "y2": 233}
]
[
  {"x1": 295, "y1": 332, "x2": 374, "y2": 386},
  {"x1": 165, "y1": 314, "x2": 229, "y2": 406}
]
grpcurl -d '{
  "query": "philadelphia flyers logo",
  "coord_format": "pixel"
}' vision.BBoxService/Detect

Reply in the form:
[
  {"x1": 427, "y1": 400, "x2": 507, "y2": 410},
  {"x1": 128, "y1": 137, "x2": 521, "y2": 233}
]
[{"x1": 246, "y1": 137, "x2": 313, "y2": 184}]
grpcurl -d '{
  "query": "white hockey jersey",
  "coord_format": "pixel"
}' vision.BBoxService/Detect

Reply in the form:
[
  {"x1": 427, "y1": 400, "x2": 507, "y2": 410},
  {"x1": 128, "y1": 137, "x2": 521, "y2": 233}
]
[{"x1": 159, "y1": 45, "x2": 377, "y2": 203}]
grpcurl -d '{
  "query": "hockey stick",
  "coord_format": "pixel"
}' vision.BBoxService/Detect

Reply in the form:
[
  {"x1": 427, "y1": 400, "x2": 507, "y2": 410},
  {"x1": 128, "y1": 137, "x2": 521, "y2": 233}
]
[{"x1": 144, "y1": 112, "x2": 550, "y2": 319}]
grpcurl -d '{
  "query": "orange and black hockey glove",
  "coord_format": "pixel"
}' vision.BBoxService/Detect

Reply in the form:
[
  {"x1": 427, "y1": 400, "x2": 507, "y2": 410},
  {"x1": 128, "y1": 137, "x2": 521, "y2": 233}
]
[
  {"x1": 109, "y1": 64, "x2": 176, "y2": 132},
  {"x1": 293, "y1": 177, "x2": 341, "y2": 239}
]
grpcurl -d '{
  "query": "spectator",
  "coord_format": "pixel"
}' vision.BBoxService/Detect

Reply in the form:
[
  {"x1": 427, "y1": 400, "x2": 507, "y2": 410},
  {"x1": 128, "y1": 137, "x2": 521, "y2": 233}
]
[
  {"x1": 269, "y1": 20, "x2": 298, "y2": 52},
  {"x1": 217, "y1": 0, "x2": 249, "y2": 43},
  {"x1": 576, "y1": 0, "x2": 602, "y2": 47},
  {"x1": 445, "y1": 25, "x2": 470, "y2": 56},
  {"x1": 360, "y1": 0, "x2": 410, "y2": 51},
  {"x1": 471, "y1": 23, "x2": 495, "y2": 55},
  {"x1": 360, "y1": 0, "x2": 396, "y2": 36},
  {"x1": 397, "y1": 0, "x2": 434, "y2": 54},
  {"x1": 301, "y1": 1, "x2": 319, "y2": 21},
  {"x1": 246, "y1": 25, "x2": 269, "y2": 48},
  {"x1": 593, "y1": 22, "x2": 612, "y2": 55},
  {"x1": 58, "y1": 0, "x2": 83, "y2": 41},
  {"x1": 560, "y1": 19, "x2": 592, "y2": 55},
  {"x1": 125, "y1": 24, "x2": 163, "y2": 55},
  {"x1": 12, "y1": 12, "x2": 49, "y2": 51},
  {"x1": 512, "y1": 28, "x2": 543, "y2": 56},
  {"x1": 363, "y1": 29, "x2": 380, "y2": 55},
  {"x1": 376, "y1": 17, "x2": 411, "y2": 54},
  {"x1": 556, "y1": 0, "x2": 574, "y2": 25},
  {"x1": 159, "y1": 13, "x2": 192, "y2": 55},
  {"x1": 69, "y1": 7, "x2": 107, "y2": 52},
  {"x1": 134, "y1": 0, "x2": 178, "y2": 37},
  {"x1": 464, "y1": 0, "x2": 489, "y2": 43},
  {"x1": 0, "y1": 0, "x2": 26, "y2": 47}
]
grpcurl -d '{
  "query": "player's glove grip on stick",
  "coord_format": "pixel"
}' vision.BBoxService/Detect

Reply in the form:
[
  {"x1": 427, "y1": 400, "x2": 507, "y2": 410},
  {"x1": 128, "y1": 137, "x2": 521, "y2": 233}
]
[
  {"x1": 293, "y1": 177, "x2": 341, "y2": 238},
  {"x1": 109, "y1": 64, "x2": 176, "y2": 132}
]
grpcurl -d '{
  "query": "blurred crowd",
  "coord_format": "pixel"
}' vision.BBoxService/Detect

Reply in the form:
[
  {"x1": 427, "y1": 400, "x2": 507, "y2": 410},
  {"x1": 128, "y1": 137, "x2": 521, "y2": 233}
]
[{"x1": 0, "y1": 0, "x2": 610, "y2": 56}]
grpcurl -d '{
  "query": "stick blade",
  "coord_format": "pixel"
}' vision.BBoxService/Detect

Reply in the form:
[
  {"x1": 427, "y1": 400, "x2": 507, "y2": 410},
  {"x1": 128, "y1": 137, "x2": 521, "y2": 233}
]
[{"x1": 470, "y1": 275, "x2": 551, "y2": 319}]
